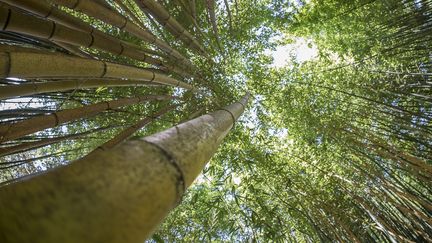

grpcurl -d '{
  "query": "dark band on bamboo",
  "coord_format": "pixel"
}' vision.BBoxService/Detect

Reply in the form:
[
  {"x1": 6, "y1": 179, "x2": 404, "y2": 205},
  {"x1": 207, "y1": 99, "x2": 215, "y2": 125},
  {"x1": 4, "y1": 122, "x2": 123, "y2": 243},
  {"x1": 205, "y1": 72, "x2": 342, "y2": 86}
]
[
  {"x1": 118, "y1": 43, "x2": 124, "y2": 56},
  {"x1": 162, "y1": 16, "x2": 172, "y2": 27},
  {"x1": 164, "y1": 15, "x2": 172, "y2": 22},
  {"x1": 100, "y1": 62, "x2": 107, "y2": 78},
  {"x1": 52, "y1": 112, "x2": 60, "y2": 127},
  {"x1": 119, "y1": 17, "x2": 128, "y2": 30},
  {"x1": 143, "y1": 140, "x2": 185, "y2": 205},
  {"x1": 236, "y1": 101, "x2": 246, "y2": 110},
  {"x1": 150, "y1": 71, "x2": 156, "y2": 82},
  {"x1": 44, "y1": 6, "x2": 54, "y2": 18},
  {"x1": 220, "y1": 108, "x2": 236, "y2": 125},
  {"x1": 48, "y1": 22, "x2": 57, "y2": 39},
  {"x1": 2, "y1": 9, "x2": 11, "y2": 31},
  {"x1": 88, "y1": 29, "x2": 95, "y2": 47},
  {"x1": 105, "y1": 101, "x2": 111, "y2": 110}
]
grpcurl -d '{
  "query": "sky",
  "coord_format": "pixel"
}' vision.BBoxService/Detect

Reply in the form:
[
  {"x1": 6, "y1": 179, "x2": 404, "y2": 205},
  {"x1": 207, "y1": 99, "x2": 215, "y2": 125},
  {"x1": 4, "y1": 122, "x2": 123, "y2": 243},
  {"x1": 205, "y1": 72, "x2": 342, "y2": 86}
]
[{"x1": 267, "y1": 37, "x2": 318, "y2": 67}]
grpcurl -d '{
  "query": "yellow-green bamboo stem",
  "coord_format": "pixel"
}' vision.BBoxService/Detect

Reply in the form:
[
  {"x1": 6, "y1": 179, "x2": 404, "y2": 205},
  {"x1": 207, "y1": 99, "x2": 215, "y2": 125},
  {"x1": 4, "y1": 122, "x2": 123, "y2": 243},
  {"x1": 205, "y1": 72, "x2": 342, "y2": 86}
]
[
  {"x1": 113, "y1": 0, "x2": 147, "y2": 29},
  {"x1": 0, "y1": 51, "x2": 194, "y2": 89},
  {"x1": 2, "y1": 0, "x2": 193, "y2": 67},
  {"x1": 50, "y1": 0, "x2": 193, "y2": 67},
  {"x1": 0, "y1": 79, "x2": 161, "y2": 100},
  {"x1": 135, "y1": 0, "x2": 207, "y2": 55},
  {"x1": 172, "y1": 0, "x2": 219, "y2": 53},
  {"x1": 0, "y1": 95, "x2": 174, "y2": 143},
  {"x1": 0, "y1": 93, "x2": 249, "y2": 243},
  {"x1": 206, "y1": 0, "x2": 223, "y2": 54},
  {"x1": 0, "y1": 6, "x2": 189, "y2": 76}
]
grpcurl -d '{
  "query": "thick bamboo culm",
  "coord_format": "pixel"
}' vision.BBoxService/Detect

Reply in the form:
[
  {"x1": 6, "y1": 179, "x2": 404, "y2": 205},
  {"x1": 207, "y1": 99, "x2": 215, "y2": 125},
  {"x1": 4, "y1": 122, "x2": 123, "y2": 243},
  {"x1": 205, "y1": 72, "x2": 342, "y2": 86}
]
[
  {"x1": 0, "y1": 51, "x2": 194, "y2": 90},
  {"x1": 0, "y1": 5, "x2": 191, "y2": 76},
  {"x1": 1, "y1": 0, "x2": 194, "y2": 67},
  {"x1": 0, "y1": 93, "x2": 249, "y2": 243},
  {"x1": 0, "y1": 95, "x2": 174, "y2": 143}
]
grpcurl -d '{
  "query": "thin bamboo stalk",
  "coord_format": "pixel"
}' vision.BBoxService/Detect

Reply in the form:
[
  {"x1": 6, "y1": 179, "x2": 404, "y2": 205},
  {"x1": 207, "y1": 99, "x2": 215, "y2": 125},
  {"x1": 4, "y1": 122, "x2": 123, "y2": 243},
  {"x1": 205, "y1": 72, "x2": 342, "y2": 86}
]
[
  {"x1": 0, "y1": 95, "x2": 174, "y2": 143},
  {"x1": 134, "y1": 0, "x2": 207, "y2": 55},
  {"x1": 0, "y1": 93, "x2": 249, "y2": 243},
  {"x1": 52, "y1": 41, "x2": 93, "y2": 58},
  {"x1": 0, "y1": 79, "x2": 162, "y2": 100},
  {"x1": 206, "y1": 0, "x2": 222, "y2": 52},
  {"x1": 0, "y1": 126, "x2": 115, "y2": 157},
  {"x1": 97, "y1": 104, "x2": 177, "y2": 150}
]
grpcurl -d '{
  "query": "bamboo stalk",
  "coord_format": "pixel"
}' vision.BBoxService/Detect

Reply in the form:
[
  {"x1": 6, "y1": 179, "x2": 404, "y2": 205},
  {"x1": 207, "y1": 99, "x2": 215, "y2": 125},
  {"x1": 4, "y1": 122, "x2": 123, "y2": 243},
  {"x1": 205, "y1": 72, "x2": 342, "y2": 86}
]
[
  {"x1": 223, "y1": 0, "x2": 233, "y2": 31},
  {"x1": 0, "y1": 95, "x2": 174, "y2": 143},
  {"x1": 134, "y1": 0, "x2": 207, "y2": 55},
  {"x1": 0, "y1": 126, "x2": 116, "y2": 157},
  {"x1": 2, "y1": 0, "x2": 194, "y2": 68},
  {"x1": 206, "y1": 0, "x2": 222, "y2": 52},
  {"x1": 52, "y1": 41, "x2": 93, "y2": 58},
  {"x1": 0, "y1": 79, "x2": 162, "y2": 100},
  {"x1": 51, "y1": 0, "x2": 194, "y2": 67},
  {"x1": 0, "y1": 51, "x2": 194, "y2": 89},
  {"x1": 0, "y1": 6, "x2": 190, "y2": 76},
  {"x1": 0, "y1": 93, "x2": 249, "y2": 243}
]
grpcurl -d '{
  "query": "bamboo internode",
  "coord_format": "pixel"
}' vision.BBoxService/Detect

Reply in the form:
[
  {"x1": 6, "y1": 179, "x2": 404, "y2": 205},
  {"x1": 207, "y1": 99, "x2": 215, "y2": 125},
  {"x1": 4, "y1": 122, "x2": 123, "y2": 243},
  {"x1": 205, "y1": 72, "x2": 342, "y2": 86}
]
[
  {"x1": 0, "y1": 93, "x2": 249, "y2": 243},
  {"x1": 0, "y1": 51, "x2": 194, "y2": 89}
]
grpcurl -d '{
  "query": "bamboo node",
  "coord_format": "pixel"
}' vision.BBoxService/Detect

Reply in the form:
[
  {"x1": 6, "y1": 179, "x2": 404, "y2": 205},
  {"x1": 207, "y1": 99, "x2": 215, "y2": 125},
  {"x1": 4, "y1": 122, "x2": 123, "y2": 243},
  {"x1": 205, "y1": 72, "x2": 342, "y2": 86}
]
[
  {"x1": 142, "y1": 140, "x2": 186, "y2": 205},
  {"x1": 100, "y1": 62, "x2": 107, "y2": 78},
  {"x1": 220, "y1": 108, "x2": 236, "y2": 125},
  {"x1": 2, "y1": 8, "x2": 11, "y2": 31},
  {"x1": 48, "y1": 22, "x2": 57, "y2": 40}
]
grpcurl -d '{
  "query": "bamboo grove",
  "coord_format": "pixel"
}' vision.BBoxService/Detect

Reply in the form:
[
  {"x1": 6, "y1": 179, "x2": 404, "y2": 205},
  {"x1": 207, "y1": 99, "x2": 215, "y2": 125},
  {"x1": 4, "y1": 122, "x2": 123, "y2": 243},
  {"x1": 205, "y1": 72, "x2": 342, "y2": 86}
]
[{"x1": 0, "y1": 0, "x2": 431, "y2": 242}]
